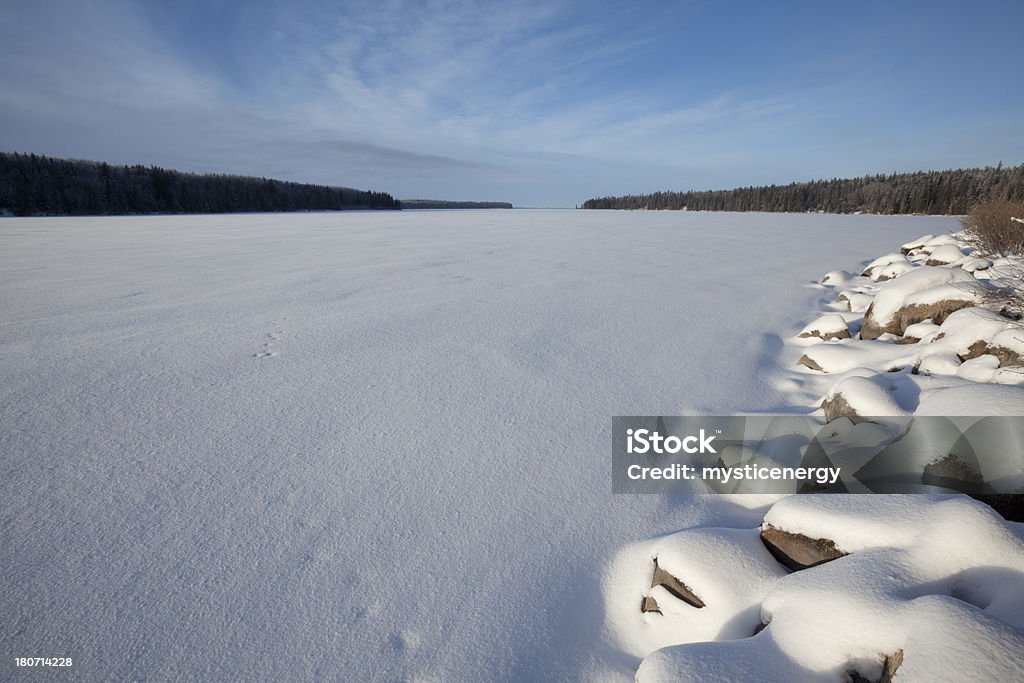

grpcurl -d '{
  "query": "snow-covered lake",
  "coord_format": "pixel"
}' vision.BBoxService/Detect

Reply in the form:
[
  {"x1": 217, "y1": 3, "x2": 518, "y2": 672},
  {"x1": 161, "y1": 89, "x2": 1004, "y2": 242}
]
[{"x1": 0, "y1": 210, "x2": 960, "y2": 680}]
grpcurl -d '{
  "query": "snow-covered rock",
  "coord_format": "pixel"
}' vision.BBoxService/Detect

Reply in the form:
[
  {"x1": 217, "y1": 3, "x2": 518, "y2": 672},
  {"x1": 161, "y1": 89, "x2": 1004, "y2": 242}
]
[
  {"x1": 901, "y1": 234, "x2": 934, "y2": 254},
  {"x1": 924, "y1": 243, "x2": 967, "y2": 266},
  {"x1": 820, "y1": 269, "x2": 855, "y2": 285},
  {"x1": 820, "y1": 374, "x2": 912, "y2": 420},
  {"x1": 860, "y1": 266, "x2": 977, "y2": 340},
  {"x1": 798, "y1": 313, "x2": 850, "y2": 340},
  {"x1": 629, "y1": 496, "x2": 1024, "y2": 682}
]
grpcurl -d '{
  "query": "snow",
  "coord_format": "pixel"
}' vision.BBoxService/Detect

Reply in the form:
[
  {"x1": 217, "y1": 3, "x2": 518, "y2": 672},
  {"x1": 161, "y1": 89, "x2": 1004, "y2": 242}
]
[
  {"x1": 865, "y1": 252, "x2": 908, "y2": 270},
  {"x1": 631, "y1": 496, "x2": 1024, "y2": 682},
  {"x1": 867, "y1": 265, "x2": 975, "y2": 328},
  {"x1": 915, "y1": 384, "x2": 1024, "y2": 416},
  {"x1": 900, "y1": 234, "x2": 934, "y2": 252},
  {"x1": 798, "y1": 313, "x2": 848, "y2": 339},
  {"x1": 5, "y1": 210, "x2": 1023, "y2": 681},
  {"x1": 823, "y1": 375, "x2": 912, "y2": 416},
  {"x1": 1, "y1": 210, "x2": 965, "y2": 681},
  {"x1": 924, "y1": 243, "x2": 966, "y2": 265}
]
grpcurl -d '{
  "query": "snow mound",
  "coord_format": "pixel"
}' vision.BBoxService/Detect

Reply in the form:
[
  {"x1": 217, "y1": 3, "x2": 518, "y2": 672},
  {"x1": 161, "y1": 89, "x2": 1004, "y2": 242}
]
[
  {"x1": 835, "y1": 290, "x2": 875, "y2": 313},
  {"x1": 915, "y1": 384, "x2": 1024, "y2": 416},
  {"x1": 924, "y1": 243, "x2": 967, "y2": 265},
  {"x1": 861, "y1": 266, "x2": 976, "y2": 339},
  {"x1": 609, "y1": 223, "x2": 1024, "y2": 681},
  {"x1": 798, "y1": 313, "x2": 850, "y2": 340},
  {"x1": 604, "y1": 527, "x2": 788, "y2": 659},
  {"x1": 820, "y1": 270, "x2": 855, "y2": 285},
  {"x1": 862, "y1": 253, "x2": 914, "y2": 282},
  {"x1": 921, "y1": 233, "x2": 962, "y2": 251},
  {"x1": 821, "y1": 374, "x2": 913, "y2": 419},
  {"x1": 900, "y1": 234, "x2": 934, "y2": 253},
  {"x1": 961, "y1": 256, "x2": 992, "y2": 273},
  {"x1": 623, "y1": 496, "x2": 1024, "y2": 682}
]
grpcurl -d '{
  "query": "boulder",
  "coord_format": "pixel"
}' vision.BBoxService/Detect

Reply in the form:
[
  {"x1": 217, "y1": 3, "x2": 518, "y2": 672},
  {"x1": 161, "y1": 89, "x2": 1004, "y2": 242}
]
[
  {"x1": 647, "y1": 557, "x2": 705, "y2": 609},
  {"x1": 922, "y1": 453, "x2": 984, "y2": 493},
  {"x1": 901, "y1": 234, "x2": 934, "y2": 254},
  {"x1": 821, "y1": 392, "x2": 859, "y2": 422},
  {"x1": 798, "y1": 354, "x2": 825, "y2": 372},
  {"x1": 760, "y1": 524, "x2": 847, "y2": 571},
  {"x1": 859, "y1": 267, "x2": 975, "y2": 340},
  {"x1": 848, "y1": 650, "x2": 904, "y2": 683},
  {"x1": 895, "y1": 298, "x2": 975, "y2": 336},
  {"x1": 924, "y1": 243, "x2": 966, "y2": 266},
  {"x1": 799, "y1": 313, "x2": 851, "y2": 341}
]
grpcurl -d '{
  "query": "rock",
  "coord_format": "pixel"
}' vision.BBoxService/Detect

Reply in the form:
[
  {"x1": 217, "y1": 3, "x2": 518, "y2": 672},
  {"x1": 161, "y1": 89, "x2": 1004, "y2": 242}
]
[
  {"x1": 959, "y1": 339, "x2": 991, "y2": 362},
  {"x1": 640, "y1": 595, "x2": 661, "y2": 614},
  {"x1": 850, "y1": 650, "x2": 905, "y2": 683},
  {"x1": 760, "y1": 524, "x2": 847, "y2": 571},
  {"x1": 922, "y1": 453, "x2": 984, "y2": 493},
  {"x1": 799, "y1": 313, "x2": 851, "y2": 340},
  {"x1": 860, "y1": 267, "x2": 976, "y2": 340},
  {"x1": 648, "y1": 557, "x2": 705, "y2": 609},
  {"x1": 901, "y1": 234, "x2": 934, "y2": 254},
  {"x1": 955, "y1": 339, "x2": 1024, "y2": 368},
  {"x1": 865, "y1": 261, "x2": 914, "y2": 282},
  {"x1": 924, "y1": 243, "x2": 966, "y2": 266},
  {"x1": 896, "y1": 299, "x2": 975, "y2": 334},
  {"x1": 798, "y1": 354, "x2": 825, "y2": 372},
  {"x1": 864, "y1": 296, "x2": 976, "y2": 341},
  {"x1": 820, "y1": 376, "x2": 909, "y2": 420},
  {"x1": 821, "y1": 270, "x2": 854, "y2": 285},
  {"x1": 990, "y1": 345, "x2": 1024, "y2": 367},
  {"x1": 862, "y1": 253, "x2": 912, "y2": 282},
  {"x1": 860, "y1": 302, "x2": 895, "y2": 340},
  {"x1": 821, "y1": 392, "x2": 859, "y2": 422},
  {"x1": 882, "y1": 650, "x2": 904, "y2": 683},
  {"x1": 961, "y1": 257, "x2": 992, "y2": 273}
]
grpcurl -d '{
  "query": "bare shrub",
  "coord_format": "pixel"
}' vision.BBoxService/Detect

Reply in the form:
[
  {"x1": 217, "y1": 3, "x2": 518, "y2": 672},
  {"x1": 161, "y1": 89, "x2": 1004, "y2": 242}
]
[
  {"x1": 960, "y1": 199, "x2": 1024, "y2": 256},
  {"x1": 979, "y1": 260, "x2": 1024, "y2": 320}
]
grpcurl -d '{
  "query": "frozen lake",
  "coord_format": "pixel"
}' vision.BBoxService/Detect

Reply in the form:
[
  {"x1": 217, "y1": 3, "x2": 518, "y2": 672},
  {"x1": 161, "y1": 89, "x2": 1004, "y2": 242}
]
[{"x1": 0, "y1": 210, "x2": 959, "y2": 680}]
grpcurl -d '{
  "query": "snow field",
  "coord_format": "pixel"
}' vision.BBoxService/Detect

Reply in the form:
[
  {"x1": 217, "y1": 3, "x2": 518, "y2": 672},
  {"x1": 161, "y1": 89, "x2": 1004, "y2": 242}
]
[
  {"x1": 0, "y1": 210, "x2": 973, "y2": 680},
  {"x1": 609, "y1": 228, "x2": 1024, "y2": 681}
]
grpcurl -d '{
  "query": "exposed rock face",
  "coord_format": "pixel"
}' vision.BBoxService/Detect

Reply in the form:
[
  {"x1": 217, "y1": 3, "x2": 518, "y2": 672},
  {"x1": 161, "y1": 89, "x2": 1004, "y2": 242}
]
[
  {"x1": 862, "y1": 298, "x2": 975, "y2": 340},
  {"x1": 642, "y1": 557, "x2": 705, "y2": 612},
  {"x1": 640, "y1": 595, "x2": 661, "y2": 614},
  {"x1": 799, "y1": 313, "x2": 851, "y2": 340},
  {"x1": 895, "y1": 299, "x2": 974, "y2": 335},
  {"x1": 849, "y1": 650, "x2": 905, "y2": 683},
  {"x1": 760, "y1": 524, "x2": 847, "y2": 571},
  {"x1": 859, "y1": 267, "x2": 976, "y2": 340},
  {"x1": 882, "y1": 650, "x2": 904, "y2": 683},
  {"x1": 799, "y1": 354, "x2": 825, "y2": 371},
  {"x1": 922, "y1": 453, "x2": 984, "y2": 493},
  {"x1": 957, "y1": 339, "x2": 1024, "y2": 368},
  {"x1": 859, "y1": 302, "x2": 893, "y2": 340},
  {"x1": 821, "y1": 392, "x2": 859, "y2": 422},
  {"x1": 799, "y1": 328, "x2": 852, "y2": 341},
  {"x1": 925, "y1": 244, "x2": 966, "y2": 266}
]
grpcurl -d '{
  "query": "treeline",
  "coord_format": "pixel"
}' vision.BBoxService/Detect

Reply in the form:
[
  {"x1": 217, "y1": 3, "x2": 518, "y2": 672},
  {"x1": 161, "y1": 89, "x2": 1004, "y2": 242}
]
[
  {"x1": 0, "y1": 152, "x2": 400, "y2": 216},
  {"x1": 400, "y1": 199, "x2": 513, "y2": 209},
  {"x1": 582, "y1": 164, "x2": 1024, "y2": 215}
]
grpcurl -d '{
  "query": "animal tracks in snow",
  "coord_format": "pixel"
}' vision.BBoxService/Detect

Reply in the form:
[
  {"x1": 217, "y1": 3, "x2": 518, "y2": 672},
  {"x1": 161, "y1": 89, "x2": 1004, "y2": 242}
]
[{"x1": 252, "y1": 320, "x2": 289, "y2": 359}]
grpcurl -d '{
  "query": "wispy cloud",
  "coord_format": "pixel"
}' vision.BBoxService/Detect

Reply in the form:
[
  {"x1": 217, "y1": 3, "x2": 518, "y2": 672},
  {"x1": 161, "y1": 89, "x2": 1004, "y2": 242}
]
[{"x1": 3, "y1": 0, "x2": 1021, "y2": 206}]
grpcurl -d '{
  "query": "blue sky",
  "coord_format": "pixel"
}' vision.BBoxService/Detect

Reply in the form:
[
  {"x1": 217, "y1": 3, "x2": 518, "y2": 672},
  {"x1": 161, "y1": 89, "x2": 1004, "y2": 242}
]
[{"x1": 2, "y1": 0, "x2": 1022, "y2": 207}]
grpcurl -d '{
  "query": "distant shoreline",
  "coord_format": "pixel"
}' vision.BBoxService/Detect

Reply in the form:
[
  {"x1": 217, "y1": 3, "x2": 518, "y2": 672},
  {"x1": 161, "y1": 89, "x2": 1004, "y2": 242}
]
[{"x1": 583, "y1": 163, "x2": 1024, "y2": 215}]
